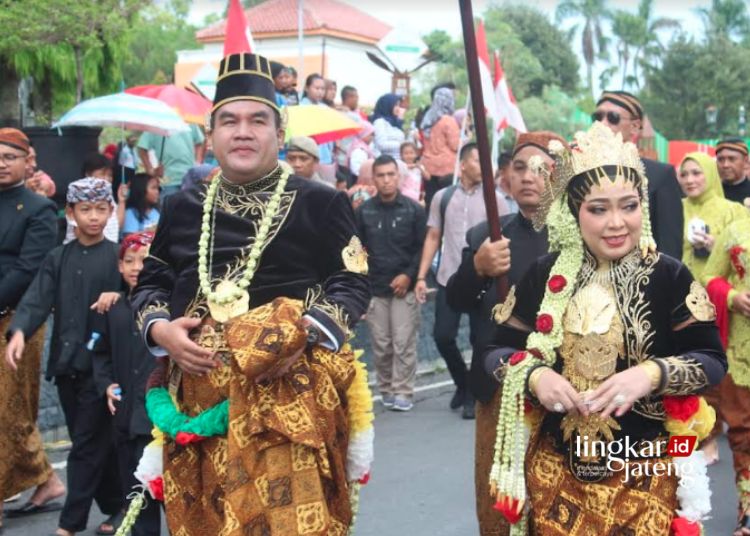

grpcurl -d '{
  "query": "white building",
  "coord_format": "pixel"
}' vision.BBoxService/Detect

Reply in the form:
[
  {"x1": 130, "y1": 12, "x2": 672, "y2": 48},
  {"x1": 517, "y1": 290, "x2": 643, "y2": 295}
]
[{"x1": 176, "y1": 0, "x2": 395, "y2": 107}]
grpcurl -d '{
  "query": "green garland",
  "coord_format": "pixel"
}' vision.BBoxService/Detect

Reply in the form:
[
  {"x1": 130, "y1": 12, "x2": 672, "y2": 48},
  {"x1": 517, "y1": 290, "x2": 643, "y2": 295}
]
[{"x1": 145, "y1": 387, "x2": 228, "y2": 440}]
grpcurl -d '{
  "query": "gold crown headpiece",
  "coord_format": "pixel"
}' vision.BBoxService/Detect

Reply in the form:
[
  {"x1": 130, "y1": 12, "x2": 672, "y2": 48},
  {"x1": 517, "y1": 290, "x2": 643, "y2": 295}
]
[{"x1": 530, "y1": 122, "x2": 649, "y2": 232}]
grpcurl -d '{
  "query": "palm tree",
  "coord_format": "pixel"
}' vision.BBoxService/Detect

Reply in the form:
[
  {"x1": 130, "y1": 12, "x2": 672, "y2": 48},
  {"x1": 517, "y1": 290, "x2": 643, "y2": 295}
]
[
  {"x1": 698, "y1": 0, "x2": 750, "y2": 41},
  {"x1": 629, "y1": 0, "x2": 679, "y2": 89},
  {"x1": 556, "y1": 0, "x2": 610, "y2": 96}
]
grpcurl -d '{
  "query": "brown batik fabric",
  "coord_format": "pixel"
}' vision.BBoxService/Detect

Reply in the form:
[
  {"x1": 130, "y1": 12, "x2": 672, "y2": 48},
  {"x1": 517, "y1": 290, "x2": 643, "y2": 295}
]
[
  {"x1": 162, "y1": 298, "x2": 355, "y2": 536},
  {"x1": 525, "y1": 434, "x2": 678, "y2": 536},
  {"x1": 475, "y1": 389, "x2": 510, "y2": 536},
  {"x1": 0, "y1": 317, "x2": 52, "y2": 499}
]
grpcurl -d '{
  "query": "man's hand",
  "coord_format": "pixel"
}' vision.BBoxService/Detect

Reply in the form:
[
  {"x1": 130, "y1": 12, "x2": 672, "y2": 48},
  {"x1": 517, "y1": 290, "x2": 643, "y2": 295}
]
[
  {"x1": 5, "y1": 331, "x2": 25, "y2": 371},
  {"x1": 473, "y1": 237, "x2": 511, "y2": 278},
  {"x1": 106, "y1": 383, "x2": 122, "y2": 415},
  {"x1": 150, "y1": 317, "x2": 216, "y2": 376},
  {"x1": 90, "y1": 292, "x2": 121, "y2": 314},
  {"x1": 390, "y1": 274, "x2": 411, "y2": 298},
  {"x1": 733, "y1": 291, "x2": 750, "y2": 317},
  {"x1": 415, "y1": 279, "x2": 428, "y2": 304}
]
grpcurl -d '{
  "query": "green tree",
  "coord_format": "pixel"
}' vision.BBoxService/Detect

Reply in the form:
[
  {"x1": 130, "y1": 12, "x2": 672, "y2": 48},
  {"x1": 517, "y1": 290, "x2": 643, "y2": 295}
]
[
  {"x1": 0, "y1": 0, "x2": 141, "y2": 104},
  {"x1": 698, "y1": 0, "x2": 750, "y2": 42},
  {"x1": 485, "y1": 5, "x2": 580, "y2": 96},
  {"x1": 609, "y1": 0, "x2": 678, "y2": 90},
  {"x1": 120, "y1": 2, "x2": 201, "y2": 86},
  {"x1": 641, "y1": 35, "x2": 750, "y2": 139},
  {"x1": 556, "y1": 0, "x2": 610, "y2": 96}
]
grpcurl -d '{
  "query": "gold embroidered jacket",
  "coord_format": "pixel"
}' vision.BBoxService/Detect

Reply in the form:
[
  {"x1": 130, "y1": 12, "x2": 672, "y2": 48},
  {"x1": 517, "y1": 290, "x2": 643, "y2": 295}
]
[{"x1": 132, "y1": 169, "x2": 371, "y2": 351}]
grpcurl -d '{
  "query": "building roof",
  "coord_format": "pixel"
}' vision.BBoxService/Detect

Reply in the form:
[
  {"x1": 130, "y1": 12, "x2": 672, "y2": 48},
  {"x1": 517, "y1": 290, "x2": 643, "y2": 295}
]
[{"x1": 196, "y1": 0, "x2": 392, "y2": 45}]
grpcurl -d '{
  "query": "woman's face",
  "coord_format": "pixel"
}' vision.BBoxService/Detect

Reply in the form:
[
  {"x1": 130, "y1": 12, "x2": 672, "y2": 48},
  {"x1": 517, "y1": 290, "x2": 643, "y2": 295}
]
[
  {"x1": 307, "y1": 78, "x2": 325, "y2": 103},
  {"x1": 146, "y1": 177, "x2": 161, "y2": 206},
  {"x1": 678, "y1": 159, "x2": 707, "y2": 199},
  {"x1": 578, "y1": 176, "x2": 642, "y2": 262},
  {"x1": 325, "y1": 82, "x2": 337, "y2": 103},
  {"x1": 393, "y1": 101, "x2": 406, "y2": 119}
]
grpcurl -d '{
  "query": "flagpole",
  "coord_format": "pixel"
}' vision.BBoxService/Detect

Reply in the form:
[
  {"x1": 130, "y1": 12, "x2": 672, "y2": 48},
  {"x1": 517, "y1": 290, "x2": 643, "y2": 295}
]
[
  {"x1": 297, "y1": 0, "x2": 305, "y2": 85},
  {"x1": 458, "y1": 0, "x2": 508, "y2": 300}
]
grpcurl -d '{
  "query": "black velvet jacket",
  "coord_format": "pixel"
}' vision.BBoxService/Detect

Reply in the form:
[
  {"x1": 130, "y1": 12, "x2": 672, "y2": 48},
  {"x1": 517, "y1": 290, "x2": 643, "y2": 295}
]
[
  {"x1": 486, "y1": 251, "x2": 727, "y2": 455},
  {"x1": 132, "y1": 170, "x2": 371, "y2": 350}
]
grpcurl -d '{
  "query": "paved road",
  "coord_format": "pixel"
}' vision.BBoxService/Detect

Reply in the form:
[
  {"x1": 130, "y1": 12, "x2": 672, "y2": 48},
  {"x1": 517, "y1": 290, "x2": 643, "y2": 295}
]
[{"x1": 5, "y1": 380, "x2": 740, "y2": 535}]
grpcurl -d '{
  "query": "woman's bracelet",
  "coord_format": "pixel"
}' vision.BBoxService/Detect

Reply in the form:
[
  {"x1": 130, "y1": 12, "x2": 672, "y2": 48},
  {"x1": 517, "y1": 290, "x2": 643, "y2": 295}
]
[
  {"x1": 527, "y1": 366, "x2": 550, "y2": 397},
  {"x1": 638, "y1": 360, "x2": 662, "y2": 393}
]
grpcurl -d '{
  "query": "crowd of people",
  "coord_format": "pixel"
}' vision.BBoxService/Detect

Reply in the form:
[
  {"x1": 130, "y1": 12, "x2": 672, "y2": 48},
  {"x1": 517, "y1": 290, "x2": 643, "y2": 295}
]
[{"x1": 0, "y1": 47, "x2": 749, "y2": 536}]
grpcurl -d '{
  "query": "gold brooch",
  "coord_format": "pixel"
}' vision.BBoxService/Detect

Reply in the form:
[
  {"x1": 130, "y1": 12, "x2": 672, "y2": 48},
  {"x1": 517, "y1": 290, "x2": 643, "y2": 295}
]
[
  {"x1": 686, "y1": 281, "x2": 716, "y2": 322},
  {"x1": 342, "y1": 236, "x2": 368, "y2": 275},
  {"x1": 492, "y1": 285, "x2": 516, "y2": 325}
]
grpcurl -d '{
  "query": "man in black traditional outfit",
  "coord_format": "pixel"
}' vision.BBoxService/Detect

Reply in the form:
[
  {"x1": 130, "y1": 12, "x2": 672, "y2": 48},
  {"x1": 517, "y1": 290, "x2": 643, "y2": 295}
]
[{"x1": 132, "y1": 52, "x2": 371, "y2": 536}]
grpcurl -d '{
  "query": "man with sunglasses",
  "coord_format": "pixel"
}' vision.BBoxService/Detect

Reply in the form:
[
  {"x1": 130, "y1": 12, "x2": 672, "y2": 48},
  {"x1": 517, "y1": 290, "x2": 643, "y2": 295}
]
[
  {"x1": 593, "y1": 90, "x2": 683, "y2": 259},
  {"x1": 0, "y1": 128, "x2": 66, "y2": 523}
]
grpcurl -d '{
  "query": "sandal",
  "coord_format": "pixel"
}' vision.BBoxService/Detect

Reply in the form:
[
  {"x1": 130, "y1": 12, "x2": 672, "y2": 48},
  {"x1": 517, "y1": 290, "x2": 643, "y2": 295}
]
[
  {"x1": 96, "y1": 511, "x2": 125, "y2": 535},
  {"x1": 737, "y1": 514, "x2": 750, "y2": 534}
]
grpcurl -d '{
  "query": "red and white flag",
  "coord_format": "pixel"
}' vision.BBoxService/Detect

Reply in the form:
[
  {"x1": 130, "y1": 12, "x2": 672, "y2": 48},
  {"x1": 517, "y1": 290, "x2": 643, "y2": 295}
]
[
  {"x1": 223, "y1": 0, "x2": 255, "y2": 56},
  {"x1": 493, "y1": 50, "x2": 526, "y2": 133},
  {"x1": 475, "y1": 21, "x2": 500, "y2": 124}
]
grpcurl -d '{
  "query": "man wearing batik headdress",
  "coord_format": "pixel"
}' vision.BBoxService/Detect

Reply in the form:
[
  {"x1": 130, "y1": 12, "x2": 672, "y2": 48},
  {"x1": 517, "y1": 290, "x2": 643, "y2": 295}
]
[
  {"x1": 132, "y1": 52, "x2": 372, "y2": 536},
  {"x1": 446, "y1": 130, "x2": 566, "y2": 536},
  {"x1": 483, "y1": 122, "x2": 726, "y2": 535},
  {"x1": 593, "y1": 90, "x2": 683, "y2": 259},
  {"x1": 716, "y1": 137, "x2": 750, "y2": 205}
]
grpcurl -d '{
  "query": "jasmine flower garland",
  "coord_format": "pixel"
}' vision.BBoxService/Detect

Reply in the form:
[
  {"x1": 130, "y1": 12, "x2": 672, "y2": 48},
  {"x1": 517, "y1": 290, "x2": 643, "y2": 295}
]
[
  {"x1": 198, "y1": 166, "x2": 291, "y2": 305},
  {"x1": 489, "y1": 195, "x2": 584, "y2": 533}
]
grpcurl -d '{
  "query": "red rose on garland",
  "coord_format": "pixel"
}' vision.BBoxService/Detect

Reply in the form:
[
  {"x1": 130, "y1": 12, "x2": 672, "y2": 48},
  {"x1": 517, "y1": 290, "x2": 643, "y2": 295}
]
[
  {"x1": 148, "y1": 476, "x2": 165, "y2": 502},
  {"x1": 547, "y1": 275, "x2": 567, "y2": 293},
  {"x1": 527, "y1": 348, "x2": 543, "y2": 360},
  {"x1": 662, "y1": 395, "x2": 700, "y2": 422},
  {"x1": 536, "y1": 314, "x2": 554, "y2": 334},
  {"x1": 492, "y1": 496, "x2": 523, "y2": 524},
  {"x1": 670, "y1": 517, "x2": 700, "y2": 536},
  {"x1": 509, "y1": 352, "x2": 527, "y2": 366},
  {"x1": 358, "y1": 472, "x2": 371, "y2": 485},
  {"x1": 175, "y1": 431, "x2": 207, "y2": 446}
]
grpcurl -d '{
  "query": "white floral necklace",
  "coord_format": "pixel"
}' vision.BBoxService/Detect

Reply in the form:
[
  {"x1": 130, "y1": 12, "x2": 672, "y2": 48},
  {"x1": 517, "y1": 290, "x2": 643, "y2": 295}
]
[{"x1": 197, "y1": 166, "x2": 290, "y2": 322}]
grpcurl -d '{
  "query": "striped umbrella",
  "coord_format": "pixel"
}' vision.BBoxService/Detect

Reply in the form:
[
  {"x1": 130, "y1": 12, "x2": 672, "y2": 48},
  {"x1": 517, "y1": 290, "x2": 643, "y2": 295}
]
[
  {"x1": 53, "y1": 93, "x2": 189, "y2": 136},
  {"x1": 125, "y1": 84, "x2": 211, "y2": 125}
]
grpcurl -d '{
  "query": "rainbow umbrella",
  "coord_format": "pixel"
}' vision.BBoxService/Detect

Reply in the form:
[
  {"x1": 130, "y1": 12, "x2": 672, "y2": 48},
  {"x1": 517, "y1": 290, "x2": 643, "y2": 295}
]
[
  {"x1": 285, "y1": 105, "x2": 362, "y2": 144},
  {"x1": 125, "y1": 84, "x2": 211, "y2": 125}
]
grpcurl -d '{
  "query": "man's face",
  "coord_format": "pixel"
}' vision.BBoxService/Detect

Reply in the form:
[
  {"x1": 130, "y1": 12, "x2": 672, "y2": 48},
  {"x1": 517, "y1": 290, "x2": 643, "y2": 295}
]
[
  {"x1": 716, "y1": 149, "x2": 748, "y2": 183},
  {"x1": 344, "y1": 90, "x2": 359, "y2": 111},
  {"x1": 0, "y1": 144, "x2": 30, "y2": 189},
  {"x1": 285, "y1": 150, "x2": 317, "y2": 179},
  {"x1": 460, "y1": 148, "x2": 482, "y2": 186},
  {"x1": 594, "y1": 100, "x2": 641, "y2": 143},
  {"x1": 510, "y1": 146, "x2": 553, "y2": 213},
  {"x1": 373, "y1": 162, "x2": 399, "y2": 200},
  {"x1": 211, "y1": 100, "x2": 284, "y2": 183}
]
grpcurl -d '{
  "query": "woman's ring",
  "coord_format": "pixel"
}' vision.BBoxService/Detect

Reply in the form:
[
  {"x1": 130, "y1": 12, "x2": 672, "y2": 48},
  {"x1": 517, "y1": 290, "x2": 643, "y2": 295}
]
[
  {"x1": 613, "y1": 394, "x2": 627, "y2": 407},
  {"x1": 553, "y1": 402, "x2": 565, "y2": 413}
]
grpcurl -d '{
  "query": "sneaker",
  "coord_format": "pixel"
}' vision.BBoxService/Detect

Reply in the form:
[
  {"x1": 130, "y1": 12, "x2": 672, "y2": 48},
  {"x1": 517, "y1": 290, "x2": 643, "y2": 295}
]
[
  {"x1": 392, "y1": 395, "x2": 413, "y2": 412},
  {"x1": 450, "y1": 388, "x2": 465, "y2": 410},
  {"x1": 381, "y1": 393, "x2": 395, "y2": 409}
]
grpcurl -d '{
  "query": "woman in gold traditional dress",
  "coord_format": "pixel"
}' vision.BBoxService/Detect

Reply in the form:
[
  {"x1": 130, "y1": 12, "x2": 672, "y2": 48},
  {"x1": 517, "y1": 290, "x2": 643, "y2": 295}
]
[{"x1": 484, "y1": 123, "x2": 726, "y2": 535}]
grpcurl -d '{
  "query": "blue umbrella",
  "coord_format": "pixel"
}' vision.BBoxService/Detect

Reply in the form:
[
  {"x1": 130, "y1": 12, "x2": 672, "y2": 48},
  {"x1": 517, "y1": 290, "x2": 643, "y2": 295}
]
[{"x1": 53, "y1": 92, "x2": 190, "y2": 136}]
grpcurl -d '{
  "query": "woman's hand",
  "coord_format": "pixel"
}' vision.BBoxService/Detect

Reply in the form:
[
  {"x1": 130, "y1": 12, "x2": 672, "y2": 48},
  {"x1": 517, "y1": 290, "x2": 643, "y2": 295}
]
[
  {"x1": 533, "y1": 368, "x2": 588, "y2": 415},
  {"x1": 585, "y1": 367, "x2": 653, "y2": 419},
  {"x1": 117, "y1": 183, "x2": 129, "y2": 204},
  {"x1": 693, "y1": 231, "x2": 715, "y2": 251}
]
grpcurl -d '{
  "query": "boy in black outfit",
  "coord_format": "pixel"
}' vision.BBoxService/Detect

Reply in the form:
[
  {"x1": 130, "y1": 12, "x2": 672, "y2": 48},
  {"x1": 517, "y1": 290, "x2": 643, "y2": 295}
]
[
  {"x1": 5, "y1": 177, "x2": 123, "y2": 536},
  {"x1": 92, "y1": 231, "x2": 160, "y2": 535}
]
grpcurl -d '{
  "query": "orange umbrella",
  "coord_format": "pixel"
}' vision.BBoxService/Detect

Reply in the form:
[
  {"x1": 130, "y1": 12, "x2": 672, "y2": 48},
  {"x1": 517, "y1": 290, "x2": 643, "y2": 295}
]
[{"x1": 125, "y1": 84, "x2": 211, "y2": 125}]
